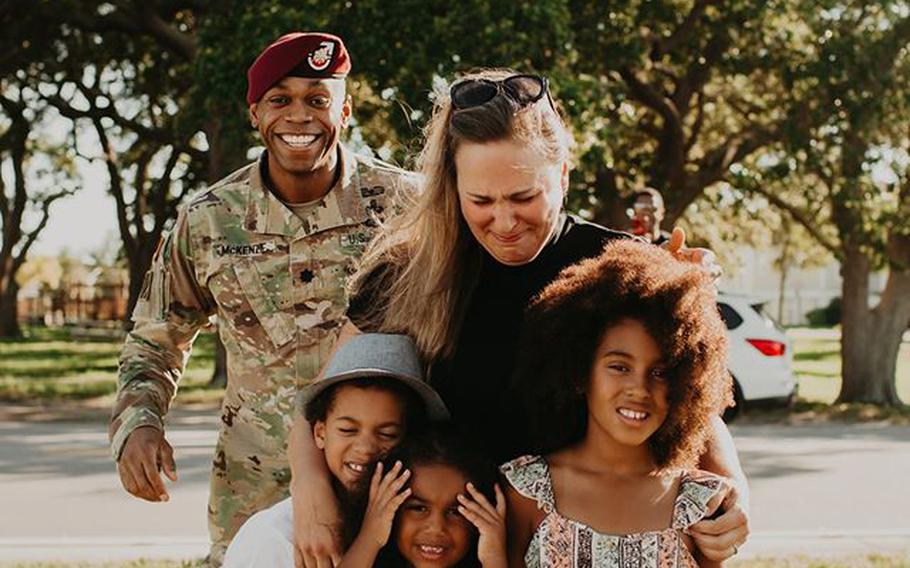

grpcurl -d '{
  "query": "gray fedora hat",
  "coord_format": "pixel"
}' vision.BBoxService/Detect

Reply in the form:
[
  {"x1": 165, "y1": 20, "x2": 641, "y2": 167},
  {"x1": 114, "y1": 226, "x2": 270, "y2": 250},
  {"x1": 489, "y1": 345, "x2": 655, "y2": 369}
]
[{"x1": 299, "y1": 333, "x2": 449, "y2": 421}]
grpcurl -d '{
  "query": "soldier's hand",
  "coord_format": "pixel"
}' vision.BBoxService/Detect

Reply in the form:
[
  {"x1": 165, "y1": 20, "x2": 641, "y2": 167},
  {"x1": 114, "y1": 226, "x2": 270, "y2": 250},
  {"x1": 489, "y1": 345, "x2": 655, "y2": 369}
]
[{"x1": 117, "y1": 425, "x2": 177, "y2": 502}]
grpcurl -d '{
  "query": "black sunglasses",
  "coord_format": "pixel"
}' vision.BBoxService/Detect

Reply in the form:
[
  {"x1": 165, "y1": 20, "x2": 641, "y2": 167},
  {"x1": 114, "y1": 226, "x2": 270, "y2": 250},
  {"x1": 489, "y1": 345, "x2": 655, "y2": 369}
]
[{"x1": 450, "y1": 74, "x2": 553, "y2": 110}]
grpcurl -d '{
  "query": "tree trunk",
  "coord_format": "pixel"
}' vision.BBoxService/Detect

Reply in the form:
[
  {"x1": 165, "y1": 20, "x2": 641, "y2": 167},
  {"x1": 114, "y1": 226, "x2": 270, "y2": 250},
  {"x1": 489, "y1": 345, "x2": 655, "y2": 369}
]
[
  {"x1": 777, "y1": 233, "x2": 791, "y2": 324},
  {"x1": 836, "y1": 247, "x2": 908, "y2": 405},
  {"x1": 0, "y1": 279, "x2": 21, "y2": 338},
  {"x1": 210, "y1": 334, "x2": 228, "y2": 388}
]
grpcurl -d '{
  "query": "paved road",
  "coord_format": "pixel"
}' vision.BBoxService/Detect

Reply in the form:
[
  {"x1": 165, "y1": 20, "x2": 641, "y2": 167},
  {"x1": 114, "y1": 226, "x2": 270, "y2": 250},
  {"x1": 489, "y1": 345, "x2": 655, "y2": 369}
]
[{"x1": 2, "y1": 409, "x2": 909, "y2": 563}]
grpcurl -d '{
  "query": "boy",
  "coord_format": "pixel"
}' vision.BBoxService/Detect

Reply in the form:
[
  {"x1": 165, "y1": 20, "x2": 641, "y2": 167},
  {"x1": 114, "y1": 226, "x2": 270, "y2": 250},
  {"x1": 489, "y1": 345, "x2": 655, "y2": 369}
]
[{"x1": 223, "y1": 333, "x2": 447, "y2": 567}]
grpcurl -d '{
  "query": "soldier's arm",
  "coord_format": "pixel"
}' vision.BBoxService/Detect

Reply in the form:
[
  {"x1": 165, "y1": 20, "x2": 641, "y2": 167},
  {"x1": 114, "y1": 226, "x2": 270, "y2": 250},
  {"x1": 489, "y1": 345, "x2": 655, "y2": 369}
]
[
  {"x1": 289, "y1": 321, "x2": 362, "y2": 567},
  {"x1": 111, "y1": 209, "x2": 214, "y2": 499}
]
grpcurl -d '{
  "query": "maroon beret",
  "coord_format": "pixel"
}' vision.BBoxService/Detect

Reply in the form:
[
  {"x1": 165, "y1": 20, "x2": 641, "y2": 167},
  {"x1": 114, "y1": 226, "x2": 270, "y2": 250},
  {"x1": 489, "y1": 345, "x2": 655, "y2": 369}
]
[{"x1": 246, "y1": 32, "x2": 351, "y2": 104}]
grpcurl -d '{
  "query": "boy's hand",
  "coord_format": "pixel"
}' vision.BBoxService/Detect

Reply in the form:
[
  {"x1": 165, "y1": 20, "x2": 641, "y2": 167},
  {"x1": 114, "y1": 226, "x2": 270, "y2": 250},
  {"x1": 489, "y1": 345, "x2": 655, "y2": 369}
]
[
  {"x1": 117, "y1": 426, "x2": 177, "y2": 502},
  {"x1": 359, "y1": 461, "x2": 412, "y2": 548},
  {"x1": 457, "y1": 483, "x2": 508, "y2": 568}
]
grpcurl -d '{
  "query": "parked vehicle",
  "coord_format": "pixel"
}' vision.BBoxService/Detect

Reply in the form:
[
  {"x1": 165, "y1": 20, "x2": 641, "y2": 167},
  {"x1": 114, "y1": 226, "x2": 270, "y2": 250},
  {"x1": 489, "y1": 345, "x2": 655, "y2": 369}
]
[{"x1": 717, "y1": 292, "x2": 797, "y2": 421}]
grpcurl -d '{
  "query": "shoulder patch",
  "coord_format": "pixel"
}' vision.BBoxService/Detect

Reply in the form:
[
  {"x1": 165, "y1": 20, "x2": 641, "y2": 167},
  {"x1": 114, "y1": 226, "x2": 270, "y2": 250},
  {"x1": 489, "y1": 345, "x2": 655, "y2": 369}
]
[
  {"x1": 355, "y1": 153, "x2": 414, "y2": 179},
  {"x1": 188, "y1": 162, "x2": 256, "y2": 211}
]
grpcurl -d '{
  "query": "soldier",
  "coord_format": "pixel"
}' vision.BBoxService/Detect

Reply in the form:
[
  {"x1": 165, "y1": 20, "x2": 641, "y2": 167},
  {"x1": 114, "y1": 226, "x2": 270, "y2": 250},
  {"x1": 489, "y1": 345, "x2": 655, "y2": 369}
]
[{"x1": 108, "y1": 32, "x2": 416, "y2": 566}]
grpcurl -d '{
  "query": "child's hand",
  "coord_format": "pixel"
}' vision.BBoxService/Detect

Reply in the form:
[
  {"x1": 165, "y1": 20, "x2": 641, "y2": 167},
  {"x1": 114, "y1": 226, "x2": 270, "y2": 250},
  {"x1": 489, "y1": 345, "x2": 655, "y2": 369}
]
[
  {"x1": 358, "y1": 461, "x2": 412, "y2": 548},
  {"x1": 457, "y1": 482, "x2": 508, "y2": 568}
]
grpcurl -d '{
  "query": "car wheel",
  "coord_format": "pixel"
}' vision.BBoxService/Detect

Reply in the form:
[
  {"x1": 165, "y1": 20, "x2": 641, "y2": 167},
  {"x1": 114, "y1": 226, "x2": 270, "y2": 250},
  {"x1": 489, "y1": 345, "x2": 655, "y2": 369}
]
[{"x1": 722, "y1": 378, "x2": 745, "y2": 423}]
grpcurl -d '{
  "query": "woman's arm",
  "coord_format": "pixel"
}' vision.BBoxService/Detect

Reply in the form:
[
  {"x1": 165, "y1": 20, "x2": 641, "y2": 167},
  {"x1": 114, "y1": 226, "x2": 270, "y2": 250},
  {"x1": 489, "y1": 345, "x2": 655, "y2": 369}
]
[
  {"x1": 690, "y1": 416, "x2": 750, "y2": 564},
  {"x1": 699, "y1": 416, "x2": 749, "y2": 510},
  {"x1": 289, "y1": 322, "x2": 363, "y2": 568}
]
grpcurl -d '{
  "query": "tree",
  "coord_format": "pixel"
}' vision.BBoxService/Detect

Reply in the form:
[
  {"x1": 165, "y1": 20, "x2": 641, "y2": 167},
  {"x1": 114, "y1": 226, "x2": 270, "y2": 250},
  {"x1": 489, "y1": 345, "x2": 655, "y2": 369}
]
[
  {"x1": 195, "y1": 1, "x2": 811, "y2": 230},
  {"x1": 0, "y1": 88, "x2": 75, "y2": 337},
  {"x1": 744, "y1": 1, "x2": 910, "y2": 405},
  {"x1": 557, "y1": 0, "x2": 829, "y2": 233},
  {"x1": 770, "y1": 216, "x2": 832, "y2": 324},
  {"x1": 28, "y1": 3, "x2": 203, "y2": 322},
  {"x1": 14, "y1": 1, "x2": 248, "y2": 383}
]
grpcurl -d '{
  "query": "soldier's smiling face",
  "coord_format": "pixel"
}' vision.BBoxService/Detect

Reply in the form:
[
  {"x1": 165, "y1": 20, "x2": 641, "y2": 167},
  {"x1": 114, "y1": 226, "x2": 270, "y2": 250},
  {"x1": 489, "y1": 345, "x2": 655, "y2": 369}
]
[
  {"x1": 249, "y1": 77, "x2": 351, "y2": 183},
  {"x1": 312, "y1": 384, "x2": 406, "y2": 491}
]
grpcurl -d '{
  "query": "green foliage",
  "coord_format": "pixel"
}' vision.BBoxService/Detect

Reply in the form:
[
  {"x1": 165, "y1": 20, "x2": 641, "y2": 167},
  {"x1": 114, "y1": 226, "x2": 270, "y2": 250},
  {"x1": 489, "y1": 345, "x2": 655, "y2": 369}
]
[
  {"x1": 790, "y1": 331, "x2": 910, "y2": 404},
  {"x1": 191, "y1": 0, "x2": 827, "y2": 238},
  {"x1": 767, "y1": 1, "x2": 910, "y2": 264},
  {"x1": 10, "y1": 1, "x2": 857, "y2": 244},
  {"x1": 6, "y1": 1, "x2": 910, "y2": 398},
  {"x1": 193, "y1": 1, "x2": 573, "y2": 161},
  {"x1": 0, "y1": 327, "x2": 217, "y2": 401},
  {"x1": 805, "y1": 297, "x2": 842, "y2": 327}
]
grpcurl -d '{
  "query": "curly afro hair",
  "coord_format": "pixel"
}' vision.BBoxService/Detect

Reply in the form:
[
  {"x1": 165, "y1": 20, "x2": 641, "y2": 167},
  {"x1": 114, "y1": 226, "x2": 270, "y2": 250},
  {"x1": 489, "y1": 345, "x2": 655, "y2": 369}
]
[{"x1": 514, "y1": 239, "x2": 732, "y2": 470}]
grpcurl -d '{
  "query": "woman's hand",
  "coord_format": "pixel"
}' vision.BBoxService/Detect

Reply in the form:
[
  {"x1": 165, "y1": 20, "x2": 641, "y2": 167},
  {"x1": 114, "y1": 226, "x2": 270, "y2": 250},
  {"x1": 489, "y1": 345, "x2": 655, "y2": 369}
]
[
  {"x1": 291, "y1": 475, "x2": 343, "y2": 568},
  {"x1": 689, "y1": 480, "x2": 750, "y2": 562},
  {"x1": 664, "y1": 227, "x2": 723, "y2": 281},
  {"x1": 457, "y1": 482, "x2": 508, "y2": 568},
  {"x1": 358, "y1": 461, "x2": 412, "y2": 548}
]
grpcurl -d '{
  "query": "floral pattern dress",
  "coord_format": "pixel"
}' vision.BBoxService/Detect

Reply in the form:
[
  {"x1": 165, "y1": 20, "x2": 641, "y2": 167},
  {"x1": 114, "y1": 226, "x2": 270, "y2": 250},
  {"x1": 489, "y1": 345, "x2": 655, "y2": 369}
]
[{"x1": 501, "y1": 455, "x2": 724, "y2": 568}]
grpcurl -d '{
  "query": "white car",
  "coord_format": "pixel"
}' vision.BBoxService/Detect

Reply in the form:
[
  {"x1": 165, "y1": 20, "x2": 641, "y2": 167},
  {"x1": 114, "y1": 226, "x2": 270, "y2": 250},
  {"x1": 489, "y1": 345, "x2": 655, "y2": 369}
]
[{"x1": 717, "y1": 292, "x2": 797, "y2": 421}]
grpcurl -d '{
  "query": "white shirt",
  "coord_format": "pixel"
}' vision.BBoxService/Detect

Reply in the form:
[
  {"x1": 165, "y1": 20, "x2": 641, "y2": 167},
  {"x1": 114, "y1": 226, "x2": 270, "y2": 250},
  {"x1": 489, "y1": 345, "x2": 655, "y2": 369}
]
[{"x1": 222, "y1": 497, "x2": 294, "y2": 568}]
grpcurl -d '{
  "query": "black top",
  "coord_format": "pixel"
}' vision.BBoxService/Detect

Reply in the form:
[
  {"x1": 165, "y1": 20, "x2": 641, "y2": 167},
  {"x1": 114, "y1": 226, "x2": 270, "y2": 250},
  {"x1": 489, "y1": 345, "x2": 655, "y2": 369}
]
[{"x1": 348, "y1": 215, "x2": 629, "y2": 463}]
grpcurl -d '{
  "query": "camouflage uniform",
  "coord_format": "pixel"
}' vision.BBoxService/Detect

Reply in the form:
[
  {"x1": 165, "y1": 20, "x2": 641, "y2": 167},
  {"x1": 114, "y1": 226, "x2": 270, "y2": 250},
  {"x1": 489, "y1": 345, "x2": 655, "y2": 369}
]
[{"x1": 109, "y1": 146, "x2": 415, "y2": 565}]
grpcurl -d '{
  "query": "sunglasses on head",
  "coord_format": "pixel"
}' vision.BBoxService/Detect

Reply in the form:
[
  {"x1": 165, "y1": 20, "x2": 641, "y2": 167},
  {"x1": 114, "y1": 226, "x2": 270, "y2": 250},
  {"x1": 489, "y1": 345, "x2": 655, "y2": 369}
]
[{"x1": 449, "y1": 74, "x2": 554, "y2": 111}]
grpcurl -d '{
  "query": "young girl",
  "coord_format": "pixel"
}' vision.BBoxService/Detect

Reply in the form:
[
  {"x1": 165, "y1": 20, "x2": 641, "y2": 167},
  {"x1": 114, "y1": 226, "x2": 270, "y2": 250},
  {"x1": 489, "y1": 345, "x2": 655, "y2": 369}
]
[
  {"x1": 503, "y1": 239, "x2": 735, "y2": 567},
  {"x1": 340, "y1": 425, "x2": 508, "y2": 568}
]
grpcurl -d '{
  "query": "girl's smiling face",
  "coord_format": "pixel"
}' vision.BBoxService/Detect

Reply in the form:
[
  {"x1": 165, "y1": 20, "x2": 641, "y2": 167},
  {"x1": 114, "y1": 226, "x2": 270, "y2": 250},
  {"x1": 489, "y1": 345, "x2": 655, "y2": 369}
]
[
  {"x1": 395, "y1": 463, "x2": 474, "y2": 568},
  {"x1": 587, "y1": 318, "x2": 671, "y2": 449}
]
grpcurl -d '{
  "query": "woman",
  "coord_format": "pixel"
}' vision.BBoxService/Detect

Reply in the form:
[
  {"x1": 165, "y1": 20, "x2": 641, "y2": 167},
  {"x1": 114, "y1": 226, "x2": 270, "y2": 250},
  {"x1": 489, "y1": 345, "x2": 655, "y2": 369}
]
[{"x1": 289, "y1": 70, "x2": 750, "y2": 566}]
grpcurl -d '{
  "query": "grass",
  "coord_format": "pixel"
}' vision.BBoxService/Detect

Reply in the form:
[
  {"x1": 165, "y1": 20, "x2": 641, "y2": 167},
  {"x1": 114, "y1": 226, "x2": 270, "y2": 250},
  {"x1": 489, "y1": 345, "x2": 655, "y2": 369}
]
[
  {"x1": 4, "y1": 554, "x2": 909, "y2": 568},
  {"x1": 790, "y1": 332, "x2": 910, "y2": 403},
  {"x1": 2, "y1": 325, "x2": 909, "y2": 423},
  {"x1": 787, "y1": 330, "x2": 910, "y2": 422},
  {"x1": 730, "y1": 556, "x2": 910, "y2": 567},
  {"x1": 3, "y1": 562, "x2": 201, "y2": 568},
  {"x1": 0, "y1": 326, "x2": 220, "y2": 403}
]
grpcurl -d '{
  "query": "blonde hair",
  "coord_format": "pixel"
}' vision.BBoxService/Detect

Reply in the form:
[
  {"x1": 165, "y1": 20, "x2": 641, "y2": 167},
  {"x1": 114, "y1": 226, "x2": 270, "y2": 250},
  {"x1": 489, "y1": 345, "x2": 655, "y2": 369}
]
[{"x1": 353, "y1": 68, "x2": 574, "y2": 361}]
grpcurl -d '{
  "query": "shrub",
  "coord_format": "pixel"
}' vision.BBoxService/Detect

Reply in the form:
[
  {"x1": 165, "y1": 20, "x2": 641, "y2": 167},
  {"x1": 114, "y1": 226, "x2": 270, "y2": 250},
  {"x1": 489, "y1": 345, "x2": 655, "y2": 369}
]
[{"x1": 806, "y1": 297, "x2": 841, "y2": 327}]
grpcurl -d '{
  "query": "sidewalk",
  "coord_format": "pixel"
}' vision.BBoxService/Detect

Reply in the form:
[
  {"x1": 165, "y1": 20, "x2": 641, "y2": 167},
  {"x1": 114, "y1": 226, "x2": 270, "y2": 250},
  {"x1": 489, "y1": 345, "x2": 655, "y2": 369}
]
[{"x1": 3, "y1": 411, "x2": 909, "y2": 563}]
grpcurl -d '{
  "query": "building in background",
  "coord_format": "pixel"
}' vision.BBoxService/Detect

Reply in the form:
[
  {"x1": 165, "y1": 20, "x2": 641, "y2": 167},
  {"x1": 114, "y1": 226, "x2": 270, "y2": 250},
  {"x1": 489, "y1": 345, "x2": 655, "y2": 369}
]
[
  {"x1": 17, "y1": 259, "x2": 129, "y2": 327},
  {"x1": 723, "y1": 246, "x2": 887, "y2": 326}
]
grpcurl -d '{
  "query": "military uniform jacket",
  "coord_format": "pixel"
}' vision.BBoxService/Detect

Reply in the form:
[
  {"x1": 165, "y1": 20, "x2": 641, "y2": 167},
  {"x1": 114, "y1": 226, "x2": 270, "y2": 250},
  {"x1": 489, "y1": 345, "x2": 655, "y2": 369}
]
[{"x1": 110, "y1": 146, "x2": 416, "y2": 459}]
